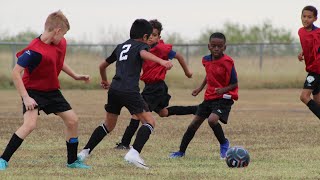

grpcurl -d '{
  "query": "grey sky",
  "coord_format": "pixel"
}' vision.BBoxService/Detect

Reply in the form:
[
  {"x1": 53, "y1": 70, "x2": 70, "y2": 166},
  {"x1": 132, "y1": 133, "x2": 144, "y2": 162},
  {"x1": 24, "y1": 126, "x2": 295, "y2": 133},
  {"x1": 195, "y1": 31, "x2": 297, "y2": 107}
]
[{"x1": 1, "y1": 0, "x2": 319, "y2": 42}]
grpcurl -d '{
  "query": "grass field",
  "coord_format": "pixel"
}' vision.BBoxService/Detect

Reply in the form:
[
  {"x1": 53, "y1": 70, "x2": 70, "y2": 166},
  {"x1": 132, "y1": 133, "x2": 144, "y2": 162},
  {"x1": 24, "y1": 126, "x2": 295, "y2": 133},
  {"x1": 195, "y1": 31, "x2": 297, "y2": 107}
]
[{"x1": 1, "y1": 88, "x2": 320, "y2": 179}]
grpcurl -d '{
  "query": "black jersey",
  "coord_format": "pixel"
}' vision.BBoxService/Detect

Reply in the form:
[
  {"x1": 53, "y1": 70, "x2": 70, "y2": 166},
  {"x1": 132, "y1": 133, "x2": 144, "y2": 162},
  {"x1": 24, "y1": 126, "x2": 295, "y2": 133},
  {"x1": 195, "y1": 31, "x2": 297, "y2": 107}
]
[{"x1": 106, "y1": 39, "x2": 149, "y2": 92}]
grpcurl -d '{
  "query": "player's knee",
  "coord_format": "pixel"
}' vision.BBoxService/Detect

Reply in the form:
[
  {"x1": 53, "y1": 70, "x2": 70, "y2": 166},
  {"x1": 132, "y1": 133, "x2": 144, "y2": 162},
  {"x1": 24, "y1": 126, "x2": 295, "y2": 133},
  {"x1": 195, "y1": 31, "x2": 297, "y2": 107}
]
[
  {"x1": 208, "y1": 118, "x2": 218, "y2": 127},
  {"x1": 65, "y1": 117, "x2": 78, "y2": 128},
  {"x1": 300, "y1": 93, "x2": 309, "y2": 104},
  {"x1": 22, "y1": 122, "x2": 37, "y2": 133},
  {"x1": 188, "y1": 122, "x2": 200, "y2": 131},
  {"x1": 158, "y1": 109, "x2": 168, "y2": 117}
]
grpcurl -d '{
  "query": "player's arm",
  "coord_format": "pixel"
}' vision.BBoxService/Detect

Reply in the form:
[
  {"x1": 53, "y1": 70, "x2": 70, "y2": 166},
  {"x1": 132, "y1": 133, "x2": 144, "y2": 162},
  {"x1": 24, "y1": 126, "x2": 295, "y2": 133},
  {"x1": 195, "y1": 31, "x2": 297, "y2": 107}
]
[
  {"x1": 12, "y1": 50, "x2": 39, "y2": 110},
  {"x1": 99, "y1": 49, "x2": 116, "y2": 89},
  {"x1": 62, "y1": 63, "x2": 90, "y2": 82},
  {"x1": 140, "y1": 50, "x2": 173, "y2": 70},
  {"x1": 192, "y1": 76, "x2": 207, "y2": 96},
  {"x1": 298, "y1": 50, "x2": 304, "y2": 61},
  {"x1": 173, "y1": 52, "x2": 193, "y2": 78}
]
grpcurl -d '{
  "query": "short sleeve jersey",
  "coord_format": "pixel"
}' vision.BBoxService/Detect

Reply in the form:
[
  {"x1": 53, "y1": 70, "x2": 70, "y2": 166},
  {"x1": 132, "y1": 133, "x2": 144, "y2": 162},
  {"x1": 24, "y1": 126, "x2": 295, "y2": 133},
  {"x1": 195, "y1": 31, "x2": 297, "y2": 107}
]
[
  {"x1": 15, "y1": 37, "x2": 67, "y2": 91},
  {"x1": 298, "y1": 25, "x2": 320, "y2": 74},
  {"x1": 106, "y1": 39, "x2": 149, "y2": 92},
  {"x1": 202, "y1": 54, "x2": 239, "y2": 101}
]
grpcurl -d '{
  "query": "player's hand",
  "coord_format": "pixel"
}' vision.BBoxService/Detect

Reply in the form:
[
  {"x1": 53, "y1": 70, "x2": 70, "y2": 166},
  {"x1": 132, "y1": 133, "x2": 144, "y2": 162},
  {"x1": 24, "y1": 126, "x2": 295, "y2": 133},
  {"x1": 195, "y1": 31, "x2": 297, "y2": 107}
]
[
  {"x1": 215, "y1": 88, "x2": 225, "y2": 94},
  {"x1": 185, "y1": 70, "x2": 193, "y2": 78},
  {"x1": 22, "y1": 96, "x2": 38, "y2": 111},
  {"x1": 100, "y1": 80, "x2": 110, "y2": 89},
  {"x1": 298, "y1": 52, "x2": 304, "y2": 61},
  {"x1": 75, "y1": 74, "x2": 90, "y2": 83},
  {"x1": 161, "y1": 61, "x2": 173, "y2": 70},
  {"x1": 192, "y1": 88, "x2": 201, "y2": 96}
]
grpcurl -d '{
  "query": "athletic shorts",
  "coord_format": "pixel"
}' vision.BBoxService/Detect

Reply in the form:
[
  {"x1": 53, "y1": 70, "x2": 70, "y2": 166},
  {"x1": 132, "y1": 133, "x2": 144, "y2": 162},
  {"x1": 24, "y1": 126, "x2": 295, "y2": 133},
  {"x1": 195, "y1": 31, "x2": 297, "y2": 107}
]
[
  {"x1": 196, "y1": 99, "x2": 234, "y2": 124},
  {"x1": 105, "y1": 88, "x2": 149, "y2": 115},
  {"x1": 303, "y1": 72, "x2": 320, "y2": 95},
  {"x1": 23, "y1": 89, "x2": 72, "y2": 115},
  {"x1": 141, "y1": 81, "x2": 171, "y2": 113}
]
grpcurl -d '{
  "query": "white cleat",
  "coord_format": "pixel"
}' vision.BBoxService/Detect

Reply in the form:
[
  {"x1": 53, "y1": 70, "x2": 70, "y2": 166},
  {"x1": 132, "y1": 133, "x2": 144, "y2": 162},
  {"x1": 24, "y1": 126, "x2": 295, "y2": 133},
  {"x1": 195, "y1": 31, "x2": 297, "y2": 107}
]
[
  {"x1": 77, "y1": 148, "x2": 90, "y2": 162},
  {"x1": 124, "y1": 147, "x2": 149, "y2": 169}
]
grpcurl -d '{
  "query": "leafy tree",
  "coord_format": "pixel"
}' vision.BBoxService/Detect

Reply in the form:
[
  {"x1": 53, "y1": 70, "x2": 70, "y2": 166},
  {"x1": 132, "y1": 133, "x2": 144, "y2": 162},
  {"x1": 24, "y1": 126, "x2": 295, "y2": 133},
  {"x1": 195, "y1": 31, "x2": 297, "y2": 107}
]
[
  {"x1": 1, "y1": 30, "x2": 39, "y2": 42},
  {"x1": 197, "y1": 20, "x2": 295, "y2": 44}
]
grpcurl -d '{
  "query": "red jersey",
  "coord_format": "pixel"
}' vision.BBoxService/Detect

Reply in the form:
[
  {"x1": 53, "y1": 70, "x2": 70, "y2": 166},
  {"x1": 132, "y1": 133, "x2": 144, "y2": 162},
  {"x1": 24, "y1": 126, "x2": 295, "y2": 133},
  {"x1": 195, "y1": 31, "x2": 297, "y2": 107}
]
[
  {"x1": 16, "y1": 37, "x2": 67, "y2": 91},
  {"x1": 140, "y1": 40, "x2": 172, "y2": 83},
  {"x1": 202, "y1": 54, "x2": 238, "y2": 101},
  {"x1": 298, "y1": 27, "x2": 320, "y2": 74}
]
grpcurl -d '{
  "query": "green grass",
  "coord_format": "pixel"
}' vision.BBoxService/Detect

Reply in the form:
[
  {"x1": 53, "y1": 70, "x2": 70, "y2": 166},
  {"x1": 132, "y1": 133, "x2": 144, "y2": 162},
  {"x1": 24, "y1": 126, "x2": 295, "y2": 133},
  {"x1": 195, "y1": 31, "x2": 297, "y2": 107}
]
[{"x1": 0, "y1": 89, "x2": 319, "y2": 179}]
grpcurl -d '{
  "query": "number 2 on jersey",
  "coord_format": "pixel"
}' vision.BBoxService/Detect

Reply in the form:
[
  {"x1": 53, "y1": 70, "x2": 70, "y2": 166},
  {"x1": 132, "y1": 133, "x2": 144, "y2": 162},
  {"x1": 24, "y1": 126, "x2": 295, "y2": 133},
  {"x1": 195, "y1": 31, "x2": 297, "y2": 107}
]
[{"x1": 119, "y1": 44, "x2": 131, "y2": 61}]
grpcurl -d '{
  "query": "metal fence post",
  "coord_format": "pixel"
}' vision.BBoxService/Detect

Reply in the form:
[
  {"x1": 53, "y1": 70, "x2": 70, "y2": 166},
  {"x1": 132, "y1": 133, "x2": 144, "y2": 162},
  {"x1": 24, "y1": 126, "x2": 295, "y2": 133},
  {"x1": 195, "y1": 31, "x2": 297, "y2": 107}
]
[
  {"x1": 259, "y1": 43, "x2": 264, "y2": 70},
  {"x1": 11, "y1": 43, "x2": 17, "y2": 69}
]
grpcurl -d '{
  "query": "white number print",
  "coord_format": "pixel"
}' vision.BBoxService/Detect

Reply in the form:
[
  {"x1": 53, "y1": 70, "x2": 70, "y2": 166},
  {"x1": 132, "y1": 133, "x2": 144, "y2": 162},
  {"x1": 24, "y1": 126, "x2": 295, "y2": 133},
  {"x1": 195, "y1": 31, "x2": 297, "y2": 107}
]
[{"x1": 119, "y1": 44, "x2": 131, "y2": 61}]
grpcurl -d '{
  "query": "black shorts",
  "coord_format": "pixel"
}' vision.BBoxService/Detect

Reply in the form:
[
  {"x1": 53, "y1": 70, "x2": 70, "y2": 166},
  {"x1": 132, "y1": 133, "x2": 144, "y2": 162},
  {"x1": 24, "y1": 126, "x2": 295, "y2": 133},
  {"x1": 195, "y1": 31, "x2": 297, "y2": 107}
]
[
  {"x1": 141, "y1": 81, "x2": 171, "y2": 113},
  {"x1": 23, "y1": 89, "x2": 72, "y2": 115},
  {"x1": 105, "y1": 88, "x2": 149, "y2": 115},
  {"x1": 196, "y1": 99, "x2": 234, "y2": 124},
  {"x1": 303, "y1": 72, "x2": 320, "y2": 95}
]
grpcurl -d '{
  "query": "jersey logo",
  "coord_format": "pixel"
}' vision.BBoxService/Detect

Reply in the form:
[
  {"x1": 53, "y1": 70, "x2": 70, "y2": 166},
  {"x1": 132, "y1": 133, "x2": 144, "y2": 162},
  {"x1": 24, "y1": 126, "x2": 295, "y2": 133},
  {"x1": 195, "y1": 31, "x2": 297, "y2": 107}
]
[
  {"x1": 307, "y1": 75, "x2": 315, "y2": 83},
  {"x1": 25, "y1": 50, "x2": 31, "y2": 55},
  {"x1": 217, "y1": 109, "x2": 222, "y2": 113}
]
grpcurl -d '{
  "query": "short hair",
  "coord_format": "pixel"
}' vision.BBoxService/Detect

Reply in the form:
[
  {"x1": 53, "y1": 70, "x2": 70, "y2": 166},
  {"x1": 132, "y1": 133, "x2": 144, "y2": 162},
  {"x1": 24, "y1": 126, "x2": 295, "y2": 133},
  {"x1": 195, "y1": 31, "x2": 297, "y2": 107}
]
[
  {"x1": 45, "y1": 10, "x2": 70, "y2": 32},
  {"x1": 149, "y1": 19, "x2": 163, "y2": 35},
  {"x1": 130, "y1": 19, "x2": 153, "y2": 39},
  {"x1": 209, "y1": 32, "x2": 226, "y2": 43},
  {"x1": 302, "y1": 5, "x2": 318, "y2": 17}
]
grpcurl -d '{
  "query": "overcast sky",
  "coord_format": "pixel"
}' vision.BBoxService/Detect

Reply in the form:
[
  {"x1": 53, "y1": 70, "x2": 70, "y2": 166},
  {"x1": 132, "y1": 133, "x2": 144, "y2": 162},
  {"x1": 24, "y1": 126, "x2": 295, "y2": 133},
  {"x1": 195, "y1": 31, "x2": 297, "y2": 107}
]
[{"x1": 1, "y1": 0, "x2": 319, "y2": 42}]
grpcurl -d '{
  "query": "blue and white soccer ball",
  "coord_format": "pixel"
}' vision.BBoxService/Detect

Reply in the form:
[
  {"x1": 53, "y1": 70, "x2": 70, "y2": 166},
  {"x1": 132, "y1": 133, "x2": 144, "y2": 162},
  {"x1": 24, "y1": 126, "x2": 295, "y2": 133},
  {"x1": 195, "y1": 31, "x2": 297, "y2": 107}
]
[{"x1": 225, "y1": 146, "x2": 250, "y2": 168}]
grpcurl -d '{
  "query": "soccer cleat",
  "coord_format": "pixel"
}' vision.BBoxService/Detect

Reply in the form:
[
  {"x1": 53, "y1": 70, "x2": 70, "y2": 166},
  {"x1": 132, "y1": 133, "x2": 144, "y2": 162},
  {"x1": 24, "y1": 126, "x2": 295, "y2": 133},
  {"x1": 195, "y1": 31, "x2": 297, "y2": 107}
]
[
  {"x1": 114, "y1": 143, "x2": 130, "y2": 150},
  {"x1": 220, "y1": 139, "x2": 230, "y2": 159},
  {"x1": 124, "y1": 147, "x2": 149, "y2": 169},
  {"x1": 77, "y1": 148, "x2": 90, "y2": 162},
  {"x1": 0, "y1": 158, "x2": 8, "y2": 170},
  {"x1": 169, "y1": 151, "x2": 185, "y2": 158},
  {"x1": 67, "y1": 160, "x2": 90, "y2": 169}
]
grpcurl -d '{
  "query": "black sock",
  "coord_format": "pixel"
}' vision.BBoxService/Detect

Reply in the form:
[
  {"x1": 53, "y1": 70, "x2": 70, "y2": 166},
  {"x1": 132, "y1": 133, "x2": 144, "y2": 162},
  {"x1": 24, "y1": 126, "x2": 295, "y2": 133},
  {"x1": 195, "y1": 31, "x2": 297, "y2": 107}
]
[
  {"x1": 120, "y1": 119, "x2": 140, "y2": 146},
  {"x1": 1, "y1": 133, "x2": 24, "y2": 162},
  {"x1": 167, "y1": 106, "x2": 198, "y2": 116},
  {"x1": 132, "y1": 123, "x2": 153, "y2": 153},
  {"x1": 307, "y1": 99, "x2": 320, "y2": 119},
  {"x1": 66, "y1": 137, "x2": 78, "y2": 164},
  {"x1": 179, "y1": 127, "x2": 197, "y2": 153},
  {"x1": 83, "y1": 123, "x2": 108, "y2": 154},
  {"x1": 210, "y1": 123, "x2": 226, "y2": 144}
]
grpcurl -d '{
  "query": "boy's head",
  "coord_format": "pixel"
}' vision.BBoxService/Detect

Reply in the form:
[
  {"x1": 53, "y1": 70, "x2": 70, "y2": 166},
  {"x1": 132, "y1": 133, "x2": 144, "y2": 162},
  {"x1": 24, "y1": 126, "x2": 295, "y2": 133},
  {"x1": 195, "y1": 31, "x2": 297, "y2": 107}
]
[
  {"x1": 130, "y1": 19, "x2": 153, "y2": 43},
  {"x1": 301, "y1": 6, "x2": 318, "y2": 30},
  {"x1": 148, "y1": 19, "x2": 163, "y2": 46},
  {"x1": 44, "y1": 10, "x2": 70, "y2": 45},
  {"x1": 208, "y1": 32, "x2": 226, "y2": 59}
]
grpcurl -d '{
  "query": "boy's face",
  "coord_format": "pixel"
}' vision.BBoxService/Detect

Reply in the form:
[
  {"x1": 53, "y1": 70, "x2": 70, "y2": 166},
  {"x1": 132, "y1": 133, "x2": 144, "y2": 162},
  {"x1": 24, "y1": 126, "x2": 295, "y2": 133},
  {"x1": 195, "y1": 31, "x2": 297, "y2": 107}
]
[
  {"x1": 208, "y1": 38, "x2": 226, "y2": 59},
  {"x1": 52, "y1": 28, "x2": 67, "y2": 45},
  {"x1": 147, "y1": 28, "x2": 160, "y2": 46},
  {"x1": 301, "y1": 10, "x2": 317, "y2": 29}
]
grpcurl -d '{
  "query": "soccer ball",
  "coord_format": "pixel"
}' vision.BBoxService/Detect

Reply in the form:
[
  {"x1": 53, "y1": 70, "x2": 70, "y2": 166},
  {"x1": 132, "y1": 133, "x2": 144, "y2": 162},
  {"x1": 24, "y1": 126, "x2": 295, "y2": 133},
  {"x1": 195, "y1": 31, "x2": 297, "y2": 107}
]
[{"x1": 225, "y1": 146, "x2": 250, "y2": 168}]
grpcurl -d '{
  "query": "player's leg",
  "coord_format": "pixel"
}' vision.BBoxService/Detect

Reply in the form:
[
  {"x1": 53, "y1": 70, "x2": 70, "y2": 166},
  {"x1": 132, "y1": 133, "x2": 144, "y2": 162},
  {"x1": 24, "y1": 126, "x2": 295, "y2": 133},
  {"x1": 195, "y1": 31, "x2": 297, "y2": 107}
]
[
  {"x1": 159, "y1": 105, "x2": 198, "y2": 117},
  {"x1": 207, "y1": 99, "x2": 233, "y2": 159},
  {"x1": 78, "y1": 112, "x2": 118, "y2": 162},
  {"x1": 115, "y1": 114, "x2": 140, "y2": 149},
  {"x1": 57, "y1": 110, "x2": 89, "y2": 169},
  {"x1": 0, "y1": 110, "x2": 38, "y2": 170},
  {"x1": 124, "y1": 111, "x2": 154, "y2": 169},
  {"x1": 208, "y1": 113, "x2": 229, "y2": 159},
  {"x1": 300, "y1": 73, "x2": 320, "y2": 119},
  {"x1": 169, "y1": 115, "x2": 205, "y2": 158}
]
